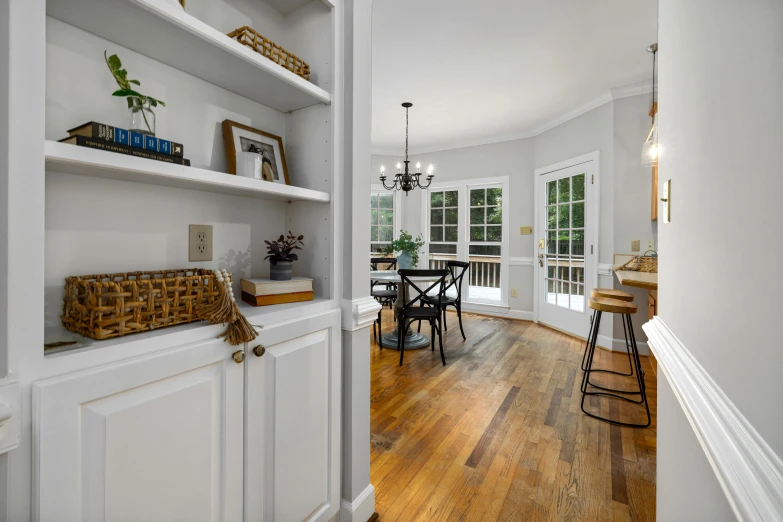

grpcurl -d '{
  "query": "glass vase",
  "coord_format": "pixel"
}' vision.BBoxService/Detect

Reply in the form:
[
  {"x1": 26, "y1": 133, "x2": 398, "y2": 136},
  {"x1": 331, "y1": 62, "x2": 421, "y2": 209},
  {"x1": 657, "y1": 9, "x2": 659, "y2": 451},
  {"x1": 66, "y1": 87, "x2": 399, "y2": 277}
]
[{"x1": 128, "y1": 99, "x2": 156, "y2": 136}]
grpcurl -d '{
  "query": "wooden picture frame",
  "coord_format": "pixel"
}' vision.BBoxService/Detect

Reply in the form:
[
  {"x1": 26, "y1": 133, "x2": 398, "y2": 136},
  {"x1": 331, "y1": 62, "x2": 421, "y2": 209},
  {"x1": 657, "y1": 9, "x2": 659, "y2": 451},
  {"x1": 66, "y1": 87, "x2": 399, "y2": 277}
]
[{"x1": 222, "y1": 119, "x2": 290, "y2": 185}]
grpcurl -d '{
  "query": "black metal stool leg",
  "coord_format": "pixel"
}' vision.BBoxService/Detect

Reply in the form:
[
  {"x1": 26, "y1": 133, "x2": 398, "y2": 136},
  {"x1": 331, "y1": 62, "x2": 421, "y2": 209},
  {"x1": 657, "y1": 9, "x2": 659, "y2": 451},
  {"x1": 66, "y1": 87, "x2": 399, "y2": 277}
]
[
  {"x1": 581, "y1": 312, "x2": 651, "y2": 428},
  {"x1": 581, "y1": 309, "x2": 596, "y2": 371}
]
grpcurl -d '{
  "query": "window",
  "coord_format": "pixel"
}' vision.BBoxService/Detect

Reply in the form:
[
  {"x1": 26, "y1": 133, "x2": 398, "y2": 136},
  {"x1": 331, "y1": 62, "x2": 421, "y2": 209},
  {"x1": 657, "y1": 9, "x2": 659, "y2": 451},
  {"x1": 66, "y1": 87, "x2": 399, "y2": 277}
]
[
  {"x1": 468, "y1": 186, "x2": 503, "y2": 301},
  {"x1": 428, "y1": 189, "x2": 459, "y2": 258},
  {"x1": 423, "y1": 178, "x2": 509, "y2": 305},
  {"x1": 370, "y1": 191, "x2": 395, "y2": 254}
]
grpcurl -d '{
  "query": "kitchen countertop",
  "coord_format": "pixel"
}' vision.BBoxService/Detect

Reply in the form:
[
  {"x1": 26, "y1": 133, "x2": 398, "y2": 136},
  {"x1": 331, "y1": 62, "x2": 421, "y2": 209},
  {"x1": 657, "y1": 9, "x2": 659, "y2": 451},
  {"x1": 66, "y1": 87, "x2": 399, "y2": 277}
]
[{"x1": 613, "y1": 265, "x2": 658, "y2": 290}]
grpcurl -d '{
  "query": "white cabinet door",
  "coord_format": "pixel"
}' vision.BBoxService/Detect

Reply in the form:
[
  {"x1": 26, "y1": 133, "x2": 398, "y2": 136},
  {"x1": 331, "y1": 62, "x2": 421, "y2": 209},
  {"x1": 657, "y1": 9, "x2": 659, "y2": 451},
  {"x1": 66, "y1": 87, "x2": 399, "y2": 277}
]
[
  {"x1": 33, "y1": 338, "x2": 245, "y2": 522},
  {"x1": 244, "y1": 310, "x2": 341, "y2": 522}
]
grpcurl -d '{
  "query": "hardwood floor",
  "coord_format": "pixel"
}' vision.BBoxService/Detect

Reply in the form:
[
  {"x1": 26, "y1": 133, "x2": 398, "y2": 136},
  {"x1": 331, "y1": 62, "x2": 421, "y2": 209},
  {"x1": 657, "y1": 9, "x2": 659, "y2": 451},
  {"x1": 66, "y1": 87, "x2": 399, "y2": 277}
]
[{"x1": 370, "y1": 308, "x2": 657, "y2": 522}]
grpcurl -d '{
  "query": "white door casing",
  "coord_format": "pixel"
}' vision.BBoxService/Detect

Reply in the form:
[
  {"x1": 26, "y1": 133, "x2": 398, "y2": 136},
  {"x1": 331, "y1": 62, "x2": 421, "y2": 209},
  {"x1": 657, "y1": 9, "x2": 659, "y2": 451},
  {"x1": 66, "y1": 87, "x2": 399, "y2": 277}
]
[
  {"x1": 534, "y1": 152, "x2": 599, "y2": 337},
  {"x1": 33, "y1": 337, "x2": 245, "y2": 522},
  {"x1": 244, "y1": 309, "x2": 341, "y2": 522}
]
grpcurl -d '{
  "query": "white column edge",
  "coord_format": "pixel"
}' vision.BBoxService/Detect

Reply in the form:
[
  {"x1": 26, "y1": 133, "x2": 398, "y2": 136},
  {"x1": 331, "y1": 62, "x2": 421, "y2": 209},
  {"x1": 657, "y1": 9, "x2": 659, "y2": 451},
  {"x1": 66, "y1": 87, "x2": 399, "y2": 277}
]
[
  {"x1": 341, "y1": 297, "x2": 382, "y2": 332},
  {"x1": 643, "y1": 317, "x2": 783, "y2": 522},
  {"x1": 340, "y1": 483, "x2": 375, "y2": 522}
]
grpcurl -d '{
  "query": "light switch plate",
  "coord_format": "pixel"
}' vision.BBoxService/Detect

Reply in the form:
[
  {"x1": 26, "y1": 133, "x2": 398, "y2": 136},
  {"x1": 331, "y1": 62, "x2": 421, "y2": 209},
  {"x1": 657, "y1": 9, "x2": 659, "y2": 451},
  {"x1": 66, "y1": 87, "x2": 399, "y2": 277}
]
[
  {"x1": 511, "y1": 288, "x2": 518, "y2": 298},
  {"x1": 520, "y1": 226, "x2": 532, "y2": 235},
  {"x1": 631, "y1": 240, "x2": 641, "y2": 252},
  {"x1": 189, "y1": 224, "x2": 213, "y2": 262},
  {"x1": 646, "y1": 240, "x2": 655, "y2": 251}
]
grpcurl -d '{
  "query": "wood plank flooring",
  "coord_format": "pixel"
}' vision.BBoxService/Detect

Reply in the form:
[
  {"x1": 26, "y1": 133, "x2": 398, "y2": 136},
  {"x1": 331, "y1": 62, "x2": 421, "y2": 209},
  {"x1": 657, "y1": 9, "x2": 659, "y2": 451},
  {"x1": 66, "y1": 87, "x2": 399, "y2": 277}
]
[{"x1": 370, "y1": 308, "x2": 657, "y2": 522}]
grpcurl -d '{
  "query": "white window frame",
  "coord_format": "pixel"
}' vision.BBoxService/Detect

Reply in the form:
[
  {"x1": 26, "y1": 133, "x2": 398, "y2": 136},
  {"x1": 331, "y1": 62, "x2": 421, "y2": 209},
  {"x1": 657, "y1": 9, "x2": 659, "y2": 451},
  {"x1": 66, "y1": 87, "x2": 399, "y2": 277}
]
[
  {"x1": 370, "y1": 185, "x2": 402, "y2": 256},
  {"x1": 421, "y1": 176, "x2": 510, "y2": 307}
]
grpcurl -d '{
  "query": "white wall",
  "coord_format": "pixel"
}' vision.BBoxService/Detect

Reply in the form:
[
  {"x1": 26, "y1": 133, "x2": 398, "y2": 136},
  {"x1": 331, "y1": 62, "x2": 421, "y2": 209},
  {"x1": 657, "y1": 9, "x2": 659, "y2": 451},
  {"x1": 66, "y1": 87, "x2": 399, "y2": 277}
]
[{"x1": 656, "y1": 0, "x2": 783, "y2": 517}]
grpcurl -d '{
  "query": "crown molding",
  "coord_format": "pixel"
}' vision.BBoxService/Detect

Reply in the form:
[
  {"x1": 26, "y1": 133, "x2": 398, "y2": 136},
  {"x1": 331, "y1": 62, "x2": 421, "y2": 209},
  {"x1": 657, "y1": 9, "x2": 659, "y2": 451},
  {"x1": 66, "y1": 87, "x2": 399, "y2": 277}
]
[
  {"x1": 371, "y1": 80, "x2": 655, "y2": 157},
  {"x1": 643, "y1": 317, "x2": 783, "y2": 521}
]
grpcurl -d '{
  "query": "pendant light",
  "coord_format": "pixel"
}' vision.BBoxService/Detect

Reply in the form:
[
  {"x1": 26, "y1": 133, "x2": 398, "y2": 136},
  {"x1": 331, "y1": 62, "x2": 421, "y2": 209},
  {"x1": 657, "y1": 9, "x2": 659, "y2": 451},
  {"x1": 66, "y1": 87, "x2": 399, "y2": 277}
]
[{"x1": 641, "y1": 43, "x2": 658, "y2": 167}]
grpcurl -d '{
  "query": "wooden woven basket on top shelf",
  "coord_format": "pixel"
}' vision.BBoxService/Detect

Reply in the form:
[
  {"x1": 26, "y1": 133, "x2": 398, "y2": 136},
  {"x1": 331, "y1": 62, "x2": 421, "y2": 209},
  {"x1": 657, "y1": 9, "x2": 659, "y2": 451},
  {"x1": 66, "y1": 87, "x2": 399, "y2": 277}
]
[
  {"x1": 61, "y1": 269, "x2": 230, "y2": 341},
  {"x1": 227, "y1": 26, "x2": 311, "y2": 81}
]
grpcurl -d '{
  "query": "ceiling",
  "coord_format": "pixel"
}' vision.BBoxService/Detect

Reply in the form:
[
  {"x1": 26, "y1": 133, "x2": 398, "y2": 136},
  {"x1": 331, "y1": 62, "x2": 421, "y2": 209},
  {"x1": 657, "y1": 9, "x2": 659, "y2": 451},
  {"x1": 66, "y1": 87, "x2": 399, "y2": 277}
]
[
  {"x1": 265, "y1": 0, "x2": 314, "y2": 15},
  {"x1": 371, "y1": 0, "x2": 658, "y2": 154}
]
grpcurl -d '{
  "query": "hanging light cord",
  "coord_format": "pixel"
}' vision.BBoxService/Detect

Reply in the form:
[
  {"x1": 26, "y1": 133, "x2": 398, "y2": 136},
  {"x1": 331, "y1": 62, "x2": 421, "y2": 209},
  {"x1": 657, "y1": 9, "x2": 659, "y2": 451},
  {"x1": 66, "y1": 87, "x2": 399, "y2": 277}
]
[
  {"x1": 652, "y1": 48, "x2": 657, "y2": 114},
  {"x1": 405, "y1": 105, "x2": 409, "y2": 166}
]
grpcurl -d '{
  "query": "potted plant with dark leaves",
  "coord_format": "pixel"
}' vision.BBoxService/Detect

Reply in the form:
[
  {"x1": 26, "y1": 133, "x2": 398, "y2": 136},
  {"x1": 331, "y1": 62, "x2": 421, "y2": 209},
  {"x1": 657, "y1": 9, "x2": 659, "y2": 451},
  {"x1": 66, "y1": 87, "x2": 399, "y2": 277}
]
[
  {"x1": 382, "y1": 230, "x2": 425, "y2": 269},
  {"x1": 264, "y1": 232, "x2": 304, "y2": 280}
]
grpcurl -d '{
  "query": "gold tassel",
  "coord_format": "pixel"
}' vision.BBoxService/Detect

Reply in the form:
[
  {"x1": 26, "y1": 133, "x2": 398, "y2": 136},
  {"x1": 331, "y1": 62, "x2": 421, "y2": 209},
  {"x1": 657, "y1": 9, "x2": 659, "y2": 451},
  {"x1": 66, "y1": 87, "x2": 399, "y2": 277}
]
[{"x1": 197, "y1": 270, "x2": 258, "y2": 345}]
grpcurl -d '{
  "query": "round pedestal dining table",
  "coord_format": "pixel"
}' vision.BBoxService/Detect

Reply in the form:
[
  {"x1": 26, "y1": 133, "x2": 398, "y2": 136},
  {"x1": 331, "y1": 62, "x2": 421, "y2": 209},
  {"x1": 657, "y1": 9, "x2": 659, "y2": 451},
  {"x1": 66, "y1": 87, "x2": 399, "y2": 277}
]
[{"x1": 370, "y1": 270, "x2": 445, "y2": 350}]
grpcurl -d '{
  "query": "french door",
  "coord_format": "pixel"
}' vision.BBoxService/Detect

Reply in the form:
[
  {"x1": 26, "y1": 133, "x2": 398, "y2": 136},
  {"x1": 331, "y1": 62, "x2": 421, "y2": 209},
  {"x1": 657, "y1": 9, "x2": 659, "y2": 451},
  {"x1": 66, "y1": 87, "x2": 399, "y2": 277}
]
[{"x1": 536, "y1": 157, "x2": 597, "y2": 336}]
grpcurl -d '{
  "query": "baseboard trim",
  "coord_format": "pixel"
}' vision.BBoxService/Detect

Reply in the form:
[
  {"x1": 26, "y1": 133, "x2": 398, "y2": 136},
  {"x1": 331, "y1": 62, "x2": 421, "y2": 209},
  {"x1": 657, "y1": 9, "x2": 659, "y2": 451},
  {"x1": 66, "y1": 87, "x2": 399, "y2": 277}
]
[
  {"x1": 340, "y1": 484, "x2": 376, "y2": 522},
  {"x1": 597, "y1": 334, "x2": 649, "y2": 356},
  {"x1": 643, "y1": 317, "x2": 783, "y2": 521},
  {"x1": 460, "y1": 304, "x2": 534, "y2": 322}
]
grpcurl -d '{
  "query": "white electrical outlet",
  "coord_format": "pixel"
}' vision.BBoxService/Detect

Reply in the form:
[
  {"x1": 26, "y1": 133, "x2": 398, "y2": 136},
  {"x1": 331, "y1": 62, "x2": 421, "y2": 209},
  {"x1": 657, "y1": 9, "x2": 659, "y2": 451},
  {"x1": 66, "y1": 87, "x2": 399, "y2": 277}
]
[
  {"x1": 646, "y1": 240, "x2": 655, "y2": 251},
  {"x1": 189, "y1": 225, "x2": 213, "y2": 262},
  {"x1": 631, "y1": 240, "x2": 641, "y2": 252},
  {"x1": 511, "y1": 288, "x2": 518, "y2": 298}
]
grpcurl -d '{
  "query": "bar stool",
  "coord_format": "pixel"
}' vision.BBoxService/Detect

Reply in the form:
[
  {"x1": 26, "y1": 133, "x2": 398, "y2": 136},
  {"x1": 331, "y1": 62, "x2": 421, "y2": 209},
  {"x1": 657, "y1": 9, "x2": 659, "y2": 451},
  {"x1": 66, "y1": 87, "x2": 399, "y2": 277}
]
[
  {"x1": 580, "y1": 296, "x2": 651, "y2": 428},
  {"x1": 581, "y1": 288, "x2": 635, "y2": 376}
]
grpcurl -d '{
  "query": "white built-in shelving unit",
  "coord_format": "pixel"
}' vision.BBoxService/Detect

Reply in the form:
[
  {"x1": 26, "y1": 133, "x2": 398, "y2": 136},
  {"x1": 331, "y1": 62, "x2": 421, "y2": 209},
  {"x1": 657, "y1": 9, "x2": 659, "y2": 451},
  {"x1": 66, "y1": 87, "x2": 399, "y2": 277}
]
[
  {"x1": 37, "y1": 0, "x2": 340, "y2": 357},
  {"x1": 4, "y1": 0, "x2": 347, "y2": 519}
]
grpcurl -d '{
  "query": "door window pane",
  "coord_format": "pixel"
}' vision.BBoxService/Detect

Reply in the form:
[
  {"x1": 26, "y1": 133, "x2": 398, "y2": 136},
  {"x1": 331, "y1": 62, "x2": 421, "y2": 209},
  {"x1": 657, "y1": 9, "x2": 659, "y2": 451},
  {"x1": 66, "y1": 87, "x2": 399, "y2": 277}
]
[
  {"x1": 572, "y1": 230, "x2": 585, "y2": 256},
  {"x1": 572, "y1": 202, "x2": 584, "y2": 228},
  {"x1": 558, "y1": 230, "x2": 570, "y2": 255},
  {"x1": 558, "y1": 177, "x2": 570, "y2": 203},
  {"x1": 431, "y1": 208, "x2": 444, "y2": 224},
  {"x1": 558, "y1": 204, "x2": 570, "y2": 229},
  {"x1": 547, "y1": 206, "x2": 557, "y2": 230},
  {"x1": 572, "y1": 174, "x2": 585, "y2": 201},
  {"x1": 547, "y1": 181, "x2": 557, "y2": 205}
]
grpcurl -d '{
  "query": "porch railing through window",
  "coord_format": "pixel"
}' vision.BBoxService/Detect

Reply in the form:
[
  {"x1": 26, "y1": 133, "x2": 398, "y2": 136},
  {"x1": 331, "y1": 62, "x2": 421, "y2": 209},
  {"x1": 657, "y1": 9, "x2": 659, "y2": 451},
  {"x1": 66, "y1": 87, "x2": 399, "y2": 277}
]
[{"x1": 428, "y1": 255, "x2": 502, "y2": 288}]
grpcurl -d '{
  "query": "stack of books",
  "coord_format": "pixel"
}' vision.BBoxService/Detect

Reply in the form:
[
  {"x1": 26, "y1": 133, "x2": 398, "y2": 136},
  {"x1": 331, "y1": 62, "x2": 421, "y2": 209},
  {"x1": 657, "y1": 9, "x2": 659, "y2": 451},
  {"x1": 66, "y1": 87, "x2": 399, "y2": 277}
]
[
  {"x1": 240, "y1": 277, "x2": 314, "y2": 306},
  {"x1": 59, "y1": 121, "x2": 190, "y2": 166}
]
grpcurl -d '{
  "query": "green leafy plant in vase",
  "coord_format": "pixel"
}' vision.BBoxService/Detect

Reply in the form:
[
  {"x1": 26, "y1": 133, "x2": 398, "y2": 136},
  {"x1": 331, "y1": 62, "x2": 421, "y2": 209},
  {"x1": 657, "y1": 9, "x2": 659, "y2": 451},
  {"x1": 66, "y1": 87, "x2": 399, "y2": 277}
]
[
  {"x1": 105, "y1": 51, "x2": 165, "y2": 136},
  {"x1": 382, "y1": 230, "x2": 425, "y2": 269},
  {"x1": 264, "y1": 232, "x2": 304, "y2": 281}
]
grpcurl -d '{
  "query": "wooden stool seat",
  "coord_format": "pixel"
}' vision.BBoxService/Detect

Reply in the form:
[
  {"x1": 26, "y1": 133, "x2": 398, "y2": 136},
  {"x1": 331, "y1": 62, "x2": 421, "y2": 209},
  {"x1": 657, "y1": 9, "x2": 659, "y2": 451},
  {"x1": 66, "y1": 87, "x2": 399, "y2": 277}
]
[
  {"x1": 588, "y1": 297, "x2": 637, "y2": 315},
  {"x1": 590, "y1": 288, "x2": 634, "y2": 302}
]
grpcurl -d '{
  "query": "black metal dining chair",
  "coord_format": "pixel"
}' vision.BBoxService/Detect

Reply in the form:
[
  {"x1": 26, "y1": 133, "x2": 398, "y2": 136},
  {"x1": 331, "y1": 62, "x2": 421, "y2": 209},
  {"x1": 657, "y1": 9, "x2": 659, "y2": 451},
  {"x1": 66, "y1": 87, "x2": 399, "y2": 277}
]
[
  {"x1": 397, "y1": 269, "x2": 449, "y2": 366},
  {"x1": 419, "y1": 260, "x2": 469, "y2": 340},
  {"x1": 370, "y1": 257, "x2": 397, "y2": 343}
]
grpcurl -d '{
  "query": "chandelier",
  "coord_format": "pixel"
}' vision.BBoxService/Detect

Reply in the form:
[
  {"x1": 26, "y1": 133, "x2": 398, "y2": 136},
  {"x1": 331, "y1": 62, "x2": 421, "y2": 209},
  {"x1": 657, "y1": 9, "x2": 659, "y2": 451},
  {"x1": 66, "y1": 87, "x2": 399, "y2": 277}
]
[{"x1": 380, "y1": 102, "x2": 434, "y2": 195}]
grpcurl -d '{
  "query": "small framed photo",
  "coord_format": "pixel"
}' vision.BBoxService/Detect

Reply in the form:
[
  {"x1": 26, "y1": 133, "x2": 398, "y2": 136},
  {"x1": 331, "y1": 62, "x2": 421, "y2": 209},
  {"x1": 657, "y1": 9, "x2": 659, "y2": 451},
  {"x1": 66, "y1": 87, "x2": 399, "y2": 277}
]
[{"x1": 222, "y1": 119, "x2": 290, "y2": 185}]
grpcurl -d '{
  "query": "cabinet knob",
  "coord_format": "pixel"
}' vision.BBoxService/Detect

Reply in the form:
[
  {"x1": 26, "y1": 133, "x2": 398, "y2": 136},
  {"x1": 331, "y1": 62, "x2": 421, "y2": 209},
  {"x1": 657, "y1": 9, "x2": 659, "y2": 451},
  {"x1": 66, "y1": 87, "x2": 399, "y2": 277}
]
[
  {"x1": 253, "y1": 345, "x2": 266, "y2": 357},
  {"x1": 232, "y1": 350, "x2": 245, "y2": 364}
]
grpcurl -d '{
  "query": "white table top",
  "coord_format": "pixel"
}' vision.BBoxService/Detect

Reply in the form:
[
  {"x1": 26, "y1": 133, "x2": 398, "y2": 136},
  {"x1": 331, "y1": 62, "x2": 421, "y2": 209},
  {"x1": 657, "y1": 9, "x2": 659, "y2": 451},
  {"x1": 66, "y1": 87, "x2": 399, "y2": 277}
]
[{"x1": 370, "y1": 270, "x2": 444, "y2": 283}]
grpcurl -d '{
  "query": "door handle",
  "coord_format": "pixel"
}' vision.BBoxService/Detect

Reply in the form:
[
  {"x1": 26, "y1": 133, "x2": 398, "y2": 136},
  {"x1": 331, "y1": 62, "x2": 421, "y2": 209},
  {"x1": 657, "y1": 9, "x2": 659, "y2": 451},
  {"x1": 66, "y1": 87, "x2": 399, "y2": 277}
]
[{"x1": 538, "y1": 253, "x2": 544, "y2": 267}]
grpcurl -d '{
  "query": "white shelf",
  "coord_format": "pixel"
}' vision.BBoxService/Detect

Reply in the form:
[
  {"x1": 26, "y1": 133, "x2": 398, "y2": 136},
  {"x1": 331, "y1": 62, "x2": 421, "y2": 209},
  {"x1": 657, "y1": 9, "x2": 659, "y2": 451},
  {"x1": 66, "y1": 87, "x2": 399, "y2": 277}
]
[
  {"x1": 44, "y1": 297, "x2": 336, "y2": 357},
  {"x1": 45, "y1": 140, "x2": 331, "y2": 203},
  {"x1": 46, "y1": 0, "x2": 331, "y2": 113}
]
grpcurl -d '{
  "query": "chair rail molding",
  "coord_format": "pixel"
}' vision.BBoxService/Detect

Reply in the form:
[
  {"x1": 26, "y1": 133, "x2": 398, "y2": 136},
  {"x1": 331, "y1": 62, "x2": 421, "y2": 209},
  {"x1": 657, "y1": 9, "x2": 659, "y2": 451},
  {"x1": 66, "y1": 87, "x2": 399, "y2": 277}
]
[
  {"x1": 0, "y1": 374, "x2": 20, "y2": 455},
  {"x1": 509, "y1": 257, "x2": 534, "y2": 267},
  {"x1": 341, "y1": 297, "x2": 382, "y2": 332},
  {"x1": 644, "y1": 317, "x2": 783, "y2": 522}
]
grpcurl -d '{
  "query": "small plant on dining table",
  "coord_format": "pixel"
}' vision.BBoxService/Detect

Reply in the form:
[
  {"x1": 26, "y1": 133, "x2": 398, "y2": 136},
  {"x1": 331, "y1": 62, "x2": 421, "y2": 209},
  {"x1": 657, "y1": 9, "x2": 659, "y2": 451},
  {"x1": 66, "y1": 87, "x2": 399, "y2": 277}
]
[
  {"x1": 382, "y1": 230, "x2": 425, "y2": 268},
  {"x1": 264, "y1": 232, "x2": 304, "y2": 264}
]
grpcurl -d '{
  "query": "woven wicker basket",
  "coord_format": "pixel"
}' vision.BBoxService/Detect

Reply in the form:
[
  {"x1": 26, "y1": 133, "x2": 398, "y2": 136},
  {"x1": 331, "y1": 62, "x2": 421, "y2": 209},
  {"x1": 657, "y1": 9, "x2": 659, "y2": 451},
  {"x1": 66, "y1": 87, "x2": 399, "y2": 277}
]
[
  {"x1": 61, "y1": 269, "x2": 228, "y2": 341},
  {"x1": 227, "y1": 26, "x2": 311, "y2": 81},
  {"x1": 620, "y1": 250, "x2": 658, "y2": 273}
]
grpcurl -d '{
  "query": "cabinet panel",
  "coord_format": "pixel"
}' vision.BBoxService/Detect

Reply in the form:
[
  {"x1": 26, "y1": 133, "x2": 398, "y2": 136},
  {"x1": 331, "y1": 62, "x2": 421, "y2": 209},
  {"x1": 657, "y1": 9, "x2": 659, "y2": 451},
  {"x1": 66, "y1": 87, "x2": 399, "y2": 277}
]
[
  {"x1": 245, "y1": 310, "x2": 341, "y2": 522},
  {"x1": 34, "y1": 338, "x2": 244, "y2": 522}
]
